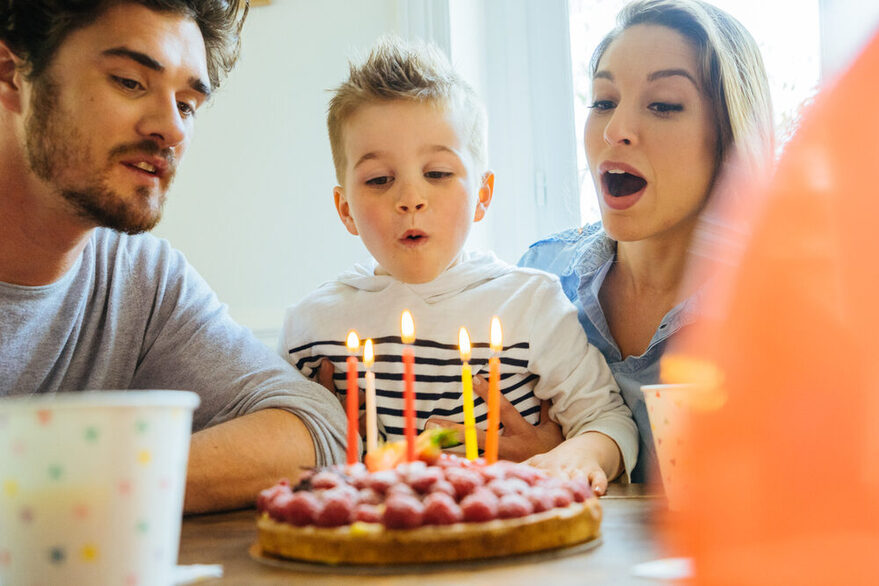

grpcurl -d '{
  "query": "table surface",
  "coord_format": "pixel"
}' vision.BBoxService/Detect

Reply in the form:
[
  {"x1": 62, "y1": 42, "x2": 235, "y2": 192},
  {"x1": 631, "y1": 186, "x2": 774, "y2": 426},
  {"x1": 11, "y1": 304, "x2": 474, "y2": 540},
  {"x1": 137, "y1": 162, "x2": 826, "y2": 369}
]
[{"x1": 178, "y1": 483, "x2": 666, "y2": 585}]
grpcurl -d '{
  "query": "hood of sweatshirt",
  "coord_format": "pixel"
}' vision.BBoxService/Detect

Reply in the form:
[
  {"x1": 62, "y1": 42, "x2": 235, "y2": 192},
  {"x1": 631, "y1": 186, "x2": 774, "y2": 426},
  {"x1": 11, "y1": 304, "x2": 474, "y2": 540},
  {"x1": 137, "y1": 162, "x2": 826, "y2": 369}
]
[{"x1": 336, "y1": 250, "x2": 514, "y2": 304}]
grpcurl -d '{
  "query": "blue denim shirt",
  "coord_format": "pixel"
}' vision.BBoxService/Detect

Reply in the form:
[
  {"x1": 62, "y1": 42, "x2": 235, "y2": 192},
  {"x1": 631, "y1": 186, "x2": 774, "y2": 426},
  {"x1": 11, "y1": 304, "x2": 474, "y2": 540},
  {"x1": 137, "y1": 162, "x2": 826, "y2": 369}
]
[{"x1": 519, "y1": 222, "x2": 701, "y2": 482}]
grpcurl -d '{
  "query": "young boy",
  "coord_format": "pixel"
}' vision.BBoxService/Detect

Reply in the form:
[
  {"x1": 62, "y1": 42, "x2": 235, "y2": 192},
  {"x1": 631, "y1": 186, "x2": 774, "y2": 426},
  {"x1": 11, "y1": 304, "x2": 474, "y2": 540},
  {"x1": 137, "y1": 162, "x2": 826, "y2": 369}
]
[{"x1": 280, "y1": 38, "x2": 637, "y2": 490}]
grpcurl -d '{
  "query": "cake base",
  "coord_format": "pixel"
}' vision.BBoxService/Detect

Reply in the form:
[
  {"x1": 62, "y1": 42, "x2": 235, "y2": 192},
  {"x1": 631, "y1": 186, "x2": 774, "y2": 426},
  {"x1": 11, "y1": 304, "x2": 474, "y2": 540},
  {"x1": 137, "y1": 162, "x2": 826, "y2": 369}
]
[{"x1": 257, "y1": 498, "x2": 602, "y2": 566}]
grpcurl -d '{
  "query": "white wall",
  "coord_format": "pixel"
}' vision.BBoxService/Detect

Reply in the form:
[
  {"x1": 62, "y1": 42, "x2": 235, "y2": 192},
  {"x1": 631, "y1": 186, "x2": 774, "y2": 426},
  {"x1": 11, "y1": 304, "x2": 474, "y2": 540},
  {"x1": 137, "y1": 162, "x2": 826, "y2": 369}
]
[
  {"x1": 154, "y1": 0, "x2": 579, "y2": 346},
  {"x1": 155, "y1": 1, "x2": 401, "y2": 344}
]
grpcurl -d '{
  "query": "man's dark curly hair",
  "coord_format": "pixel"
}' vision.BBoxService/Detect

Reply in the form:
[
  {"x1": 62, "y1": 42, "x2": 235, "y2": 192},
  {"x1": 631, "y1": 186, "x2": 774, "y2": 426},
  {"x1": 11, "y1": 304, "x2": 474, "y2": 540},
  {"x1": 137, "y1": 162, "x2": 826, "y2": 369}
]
[{"x1": 0, "y1": 0, "x2": 249, "y2": 90}]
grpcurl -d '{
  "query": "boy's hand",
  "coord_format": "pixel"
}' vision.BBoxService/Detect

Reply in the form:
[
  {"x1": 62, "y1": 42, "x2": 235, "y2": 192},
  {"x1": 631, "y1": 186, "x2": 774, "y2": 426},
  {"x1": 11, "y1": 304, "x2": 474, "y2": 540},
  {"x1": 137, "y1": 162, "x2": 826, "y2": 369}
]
[
  {"x1": 425, "y1": 375, "x2": 564, "y2": 461},
  {"x1": 525, "y1": 432, "x2": 624, "y2": 496},
  {"x1": 315, "y1": 358, "x2": 337, "y2": 394},
  {"x1": 314, "y1": 358, "x2": 368, "y2": 436}
]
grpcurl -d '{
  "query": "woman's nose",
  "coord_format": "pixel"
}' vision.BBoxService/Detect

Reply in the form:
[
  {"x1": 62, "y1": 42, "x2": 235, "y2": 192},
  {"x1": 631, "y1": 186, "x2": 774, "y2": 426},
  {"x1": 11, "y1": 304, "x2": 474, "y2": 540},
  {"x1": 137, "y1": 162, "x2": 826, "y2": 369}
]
[{"x1": 603, "y1": 106, "x2": 637, "y2": 146}]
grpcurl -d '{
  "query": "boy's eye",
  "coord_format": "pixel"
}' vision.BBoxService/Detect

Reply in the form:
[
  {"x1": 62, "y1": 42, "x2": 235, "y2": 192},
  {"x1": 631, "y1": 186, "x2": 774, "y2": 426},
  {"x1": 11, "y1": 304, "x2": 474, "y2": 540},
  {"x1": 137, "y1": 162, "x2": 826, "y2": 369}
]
[
  {"x1": 112, "y1": 75, "x2": 144, "y2": 92},
  {"x1": 649, "y1": 102, "x2": 684, "y2": 115},
  {"x1": 588, "y1": 99, "x2": 615, "y2": 111},
  {"x1": 425, "y1": 171, "x2": 453, "y2": 180},
  {"x1": 366, "y1": 176, "x2": 393, "y2": 186}
]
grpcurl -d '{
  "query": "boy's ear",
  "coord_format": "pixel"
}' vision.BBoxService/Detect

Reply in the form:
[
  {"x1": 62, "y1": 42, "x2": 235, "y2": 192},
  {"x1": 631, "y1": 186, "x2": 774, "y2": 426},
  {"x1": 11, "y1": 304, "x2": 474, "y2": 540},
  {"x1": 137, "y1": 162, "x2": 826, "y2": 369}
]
[
  {"x1": 333, "y1": 186, "x2": 360, "y2": 236},
  {"x1": 473, "y1": 171, "x2": 495, "y2": 223},
  {"x1": 0, "y1": 41, "x2": 24, "y2": 114}
]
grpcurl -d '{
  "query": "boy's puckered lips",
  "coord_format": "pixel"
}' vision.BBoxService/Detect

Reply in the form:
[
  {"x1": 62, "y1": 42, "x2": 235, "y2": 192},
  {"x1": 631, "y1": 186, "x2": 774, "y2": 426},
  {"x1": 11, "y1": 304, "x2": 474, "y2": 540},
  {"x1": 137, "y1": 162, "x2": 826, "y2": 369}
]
[{"x1": 399, "y1": 229, "x2": 428, "y2": 247}]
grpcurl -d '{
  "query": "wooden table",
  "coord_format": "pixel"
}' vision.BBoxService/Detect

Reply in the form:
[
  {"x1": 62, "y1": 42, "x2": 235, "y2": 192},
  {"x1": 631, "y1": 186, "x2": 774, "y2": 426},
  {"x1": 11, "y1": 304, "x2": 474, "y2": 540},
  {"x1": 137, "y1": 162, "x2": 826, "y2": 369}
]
[{"x1": 178, "y1": 483, "x2": 666, "y2": 585}]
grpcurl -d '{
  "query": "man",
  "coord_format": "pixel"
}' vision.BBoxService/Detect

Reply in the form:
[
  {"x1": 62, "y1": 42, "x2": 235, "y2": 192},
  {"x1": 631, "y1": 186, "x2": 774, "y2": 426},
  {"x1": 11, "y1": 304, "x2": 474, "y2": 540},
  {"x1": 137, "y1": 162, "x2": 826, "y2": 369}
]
[{"x1": 0, "y1": 0, "x2": 346, "y2": 513}]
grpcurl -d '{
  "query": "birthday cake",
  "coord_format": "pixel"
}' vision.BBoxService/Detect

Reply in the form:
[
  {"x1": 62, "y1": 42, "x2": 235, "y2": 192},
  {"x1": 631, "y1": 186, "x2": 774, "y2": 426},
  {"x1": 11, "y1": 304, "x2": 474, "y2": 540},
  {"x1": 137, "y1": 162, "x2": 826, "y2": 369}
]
[{"x1": 255, "y1": 432, "x2": 602, "y2": 565}]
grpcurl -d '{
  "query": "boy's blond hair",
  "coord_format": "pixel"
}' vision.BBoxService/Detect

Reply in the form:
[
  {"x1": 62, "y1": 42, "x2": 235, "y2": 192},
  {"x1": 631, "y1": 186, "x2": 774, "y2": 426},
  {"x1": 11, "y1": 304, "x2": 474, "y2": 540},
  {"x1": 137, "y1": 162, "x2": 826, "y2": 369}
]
[{"x1": 327, "y1": 36, "x2": 488, "y2": 184}]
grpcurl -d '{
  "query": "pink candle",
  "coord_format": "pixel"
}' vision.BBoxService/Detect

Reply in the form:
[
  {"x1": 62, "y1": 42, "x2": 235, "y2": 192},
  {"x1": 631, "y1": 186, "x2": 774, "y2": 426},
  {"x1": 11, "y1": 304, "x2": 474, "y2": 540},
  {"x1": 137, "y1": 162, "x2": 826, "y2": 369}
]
[
  {"x1": 345, "y1": 330, "x2": 360, "y2": 465},
  {"x1": 485, "y1": 317, "x2": 502, "y2": 464},
  {"x1": 401, "y1": 310, "x2": 416, "y2": 462}
]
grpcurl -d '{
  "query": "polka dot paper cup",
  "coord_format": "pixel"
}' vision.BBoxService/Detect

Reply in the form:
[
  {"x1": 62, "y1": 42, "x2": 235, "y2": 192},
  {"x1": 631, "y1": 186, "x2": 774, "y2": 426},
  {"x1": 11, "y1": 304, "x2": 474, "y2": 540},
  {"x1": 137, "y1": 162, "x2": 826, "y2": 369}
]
[
  {"x1": 642, "y1": 383, "x2": 723, "y2": 511},
  {"x1": 0, "y1": 391, "x2": 199, "y2": 586}
]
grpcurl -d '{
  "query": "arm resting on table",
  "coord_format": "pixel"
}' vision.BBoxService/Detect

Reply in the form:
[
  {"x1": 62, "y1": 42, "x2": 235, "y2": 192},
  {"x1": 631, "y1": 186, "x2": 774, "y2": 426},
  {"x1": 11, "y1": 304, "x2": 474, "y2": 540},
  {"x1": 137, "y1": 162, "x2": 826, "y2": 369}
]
[{"x1": 183, "y1": 408, "x2": 315, "y2": 514}]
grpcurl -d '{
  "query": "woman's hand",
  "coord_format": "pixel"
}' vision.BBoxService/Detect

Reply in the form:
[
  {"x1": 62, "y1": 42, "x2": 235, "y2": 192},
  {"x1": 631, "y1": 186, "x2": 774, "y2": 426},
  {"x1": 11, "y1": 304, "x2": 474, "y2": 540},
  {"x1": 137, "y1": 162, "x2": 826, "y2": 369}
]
[{"x1": 425, "y1": 375, "x2": 565, "y2": 461}]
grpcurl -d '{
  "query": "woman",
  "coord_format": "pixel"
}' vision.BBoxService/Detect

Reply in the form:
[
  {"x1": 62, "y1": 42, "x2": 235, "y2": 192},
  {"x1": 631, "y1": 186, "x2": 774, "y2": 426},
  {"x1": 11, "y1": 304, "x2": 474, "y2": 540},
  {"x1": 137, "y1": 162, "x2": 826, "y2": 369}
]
[{"x1": 517, "y1": 0, "x2": 775, "y2": 483}]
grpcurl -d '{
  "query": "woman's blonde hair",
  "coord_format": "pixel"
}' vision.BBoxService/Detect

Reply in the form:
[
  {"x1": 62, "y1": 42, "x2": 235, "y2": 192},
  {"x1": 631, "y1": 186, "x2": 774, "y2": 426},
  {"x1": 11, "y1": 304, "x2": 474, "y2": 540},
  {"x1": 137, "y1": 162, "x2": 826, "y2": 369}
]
[
  {"x1": 591, "y1": 0, "x2": 775, "y2": 176},
  {"x1": 327, "y1": 36, "x2": 487, "y2": 184}
]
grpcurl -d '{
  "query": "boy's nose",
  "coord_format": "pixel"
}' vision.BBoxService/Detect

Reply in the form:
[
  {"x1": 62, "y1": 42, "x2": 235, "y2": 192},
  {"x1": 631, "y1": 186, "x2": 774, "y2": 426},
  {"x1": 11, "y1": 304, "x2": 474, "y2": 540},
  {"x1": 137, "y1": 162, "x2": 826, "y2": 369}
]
[{"x1": 396, "y1": 184, "x2": 428, "y2": 213}]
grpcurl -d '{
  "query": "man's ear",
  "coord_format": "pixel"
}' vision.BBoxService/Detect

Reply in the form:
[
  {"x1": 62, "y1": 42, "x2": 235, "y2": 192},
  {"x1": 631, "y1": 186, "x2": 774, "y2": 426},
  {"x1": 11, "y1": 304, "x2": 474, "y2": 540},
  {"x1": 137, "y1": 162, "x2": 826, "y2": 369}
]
[
  {"x1": 473, "y1": 171, "x2": 495, "y2": 223},
  {"x1": 0, "y1": 41, "x2": 24, "y2": 114},
  {"x1": 333, "y1": 186, "x2": 360, "y2": 236}
]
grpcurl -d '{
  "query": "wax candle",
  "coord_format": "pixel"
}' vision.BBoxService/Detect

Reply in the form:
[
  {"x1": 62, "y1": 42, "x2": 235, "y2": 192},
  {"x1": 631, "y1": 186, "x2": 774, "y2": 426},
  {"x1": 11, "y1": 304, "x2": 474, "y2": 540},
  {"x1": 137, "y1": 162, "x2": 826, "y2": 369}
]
[
  {"x1": 363, "y1": 339, "x2": 378, "y2": 455},
  {"x1": 485, "y1": 316, "x2": 502, "y2": 464},
  {"x1": 401, "y1": 310, "x2": 416, "y2": 462},
  {"x1": 345, "y1": 330, "x2": 360, "y2": 465},
  {"x1": 458, "y1": 327, "x2": 478, "y2": 461}
]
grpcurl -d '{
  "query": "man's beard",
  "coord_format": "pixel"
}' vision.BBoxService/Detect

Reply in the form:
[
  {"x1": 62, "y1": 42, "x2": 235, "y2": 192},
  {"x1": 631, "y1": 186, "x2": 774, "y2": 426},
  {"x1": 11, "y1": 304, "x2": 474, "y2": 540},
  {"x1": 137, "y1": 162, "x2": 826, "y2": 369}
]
[{"x1": 24, "y1": 74, "x2": 175, "y2": 235}]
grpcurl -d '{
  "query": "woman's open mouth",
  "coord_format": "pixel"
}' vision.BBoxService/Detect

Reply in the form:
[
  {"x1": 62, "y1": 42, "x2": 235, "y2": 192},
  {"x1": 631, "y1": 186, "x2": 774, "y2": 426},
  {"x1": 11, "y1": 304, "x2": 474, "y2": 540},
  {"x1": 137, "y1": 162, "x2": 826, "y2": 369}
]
[{"x1": 602, "y1": 169, "x2": 647, "y2": 197}]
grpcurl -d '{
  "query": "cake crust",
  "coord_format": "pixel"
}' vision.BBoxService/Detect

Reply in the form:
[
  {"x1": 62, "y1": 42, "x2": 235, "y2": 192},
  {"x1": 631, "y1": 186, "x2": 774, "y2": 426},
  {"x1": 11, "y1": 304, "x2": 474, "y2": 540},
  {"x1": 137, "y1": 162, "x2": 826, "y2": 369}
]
[{"x1": 257, "y1": 498, "x2": 602, "y2": 565}]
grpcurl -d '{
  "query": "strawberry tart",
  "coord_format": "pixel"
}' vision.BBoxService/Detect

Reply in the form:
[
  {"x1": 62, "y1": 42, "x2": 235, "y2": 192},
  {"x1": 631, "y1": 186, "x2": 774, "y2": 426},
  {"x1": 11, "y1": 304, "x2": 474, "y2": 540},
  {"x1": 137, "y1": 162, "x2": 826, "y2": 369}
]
[{"x1": 256, "y1": 448, "x2": 602, "y2": 565}]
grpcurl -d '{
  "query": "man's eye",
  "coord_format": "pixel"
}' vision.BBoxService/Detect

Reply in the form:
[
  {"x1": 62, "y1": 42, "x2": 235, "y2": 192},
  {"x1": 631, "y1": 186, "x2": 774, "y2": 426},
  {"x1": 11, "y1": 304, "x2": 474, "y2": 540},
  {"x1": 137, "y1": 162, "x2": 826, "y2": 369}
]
[
  {"x1": 588, "y1": 100, "x2": 615, "y2": 111},
  {"x1": 178, "y1": 102, "x2": 196, "y2": 118},
  {"x1": 366, "y1": 176, "x2": 392, "y2": 186},
  {"x1": 112, "y1": 75, "x2": 144, "y2": 91},
  {"x1": 425, "y1": 171, "x2": 452, "y2": 180}
]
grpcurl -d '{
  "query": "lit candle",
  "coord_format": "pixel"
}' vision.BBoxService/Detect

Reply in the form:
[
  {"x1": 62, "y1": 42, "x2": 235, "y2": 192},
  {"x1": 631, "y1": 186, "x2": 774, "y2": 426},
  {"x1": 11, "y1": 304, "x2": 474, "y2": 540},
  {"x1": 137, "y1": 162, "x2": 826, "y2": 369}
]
[
  {"x1": 485, "y1": 316, "x2": 502, "y2": 464},
  {"x1": 345, "y1": 330, "x2": 360, "y2": 465},
  {"x1": 458, "y1": 327, "x2": 478, "y2": 461},
  {"x1": 401, "y1": 310, "x2": 416, "y2": 462},
  {"x1": 363, "y1": 339, "x2": 378, "y2": 454}
]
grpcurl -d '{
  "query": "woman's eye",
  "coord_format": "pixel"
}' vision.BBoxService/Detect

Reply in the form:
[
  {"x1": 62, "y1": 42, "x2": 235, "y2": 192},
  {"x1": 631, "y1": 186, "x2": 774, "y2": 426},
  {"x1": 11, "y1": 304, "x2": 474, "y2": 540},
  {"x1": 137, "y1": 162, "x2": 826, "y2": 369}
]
[
  {"x1": 112, "y1": 76, "x2": 144, "y2": 91},
  {"x1": 425, "y1": 171, "x2": 452, "y2": 180},
  {"x1": 649, "y1": 102, "x2": 684, "y2": 115},
  {"x1": 366, "y1": 176, "x2": 392, "y2": 186},
  {"x1": 588, "y1": 99, "x2": 615, "y2": 111}
]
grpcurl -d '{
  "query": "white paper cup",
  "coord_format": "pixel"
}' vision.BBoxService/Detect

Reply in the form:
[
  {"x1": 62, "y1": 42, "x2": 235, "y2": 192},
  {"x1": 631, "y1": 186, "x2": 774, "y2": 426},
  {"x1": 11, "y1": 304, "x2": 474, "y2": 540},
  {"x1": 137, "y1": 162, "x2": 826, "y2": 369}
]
[
  {"x1": 642, "y1": 383, "x2": 724, "y2": 511},
  {"x1": 0, "y1": 391, "x2": 200, "y2": 586}
]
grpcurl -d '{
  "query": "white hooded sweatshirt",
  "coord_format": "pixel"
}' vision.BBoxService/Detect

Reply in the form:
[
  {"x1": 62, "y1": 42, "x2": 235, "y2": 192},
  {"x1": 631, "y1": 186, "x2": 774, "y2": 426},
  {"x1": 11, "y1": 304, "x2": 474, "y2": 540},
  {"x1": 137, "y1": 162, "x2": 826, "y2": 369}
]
[{"x1": 280, "y1": 250, "x2": 637, "y2": 476}]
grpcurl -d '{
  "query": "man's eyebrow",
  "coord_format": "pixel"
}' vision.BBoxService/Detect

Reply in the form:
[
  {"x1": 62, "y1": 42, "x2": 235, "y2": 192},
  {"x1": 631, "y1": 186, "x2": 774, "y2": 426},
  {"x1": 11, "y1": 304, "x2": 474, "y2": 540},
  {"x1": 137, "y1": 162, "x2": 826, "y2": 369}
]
[{"x1": 102, "y1": 46, "x2": 211, "y2": 98}]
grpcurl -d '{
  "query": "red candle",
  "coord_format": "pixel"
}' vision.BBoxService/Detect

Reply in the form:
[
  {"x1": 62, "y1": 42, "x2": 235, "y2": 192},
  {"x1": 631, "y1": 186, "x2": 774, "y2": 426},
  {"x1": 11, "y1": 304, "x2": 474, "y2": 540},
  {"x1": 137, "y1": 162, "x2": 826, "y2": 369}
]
[
  {"x1": 485, "y1": 316, "x2": 502, "y2": 464},
  {"x1": 345, "y1": 330, "x2": 360, "y2": 465},
  {"x1": 401, "y1": 310, "x2": 416, "y2": 462}
]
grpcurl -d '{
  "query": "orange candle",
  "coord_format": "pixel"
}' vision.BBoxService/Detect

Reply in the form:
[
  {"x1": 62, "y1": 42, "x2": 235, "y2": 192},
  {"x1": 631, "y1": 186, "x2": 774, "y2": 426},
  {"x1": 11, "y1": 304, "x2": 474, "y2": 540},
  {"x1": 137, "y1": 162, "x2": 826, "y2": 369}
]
[
  {"x1": 345, "y1": 330, "x2": 360, "y2": 465},
  {"x1": 401, "y1": 310, "x2": 416, "y2": 462},
  {"x1": 458, "y1": 327, "x2": 478, "y2": 460},
  {"x1": 485, "y1": 316, "x2": 502, "y2": 464}
]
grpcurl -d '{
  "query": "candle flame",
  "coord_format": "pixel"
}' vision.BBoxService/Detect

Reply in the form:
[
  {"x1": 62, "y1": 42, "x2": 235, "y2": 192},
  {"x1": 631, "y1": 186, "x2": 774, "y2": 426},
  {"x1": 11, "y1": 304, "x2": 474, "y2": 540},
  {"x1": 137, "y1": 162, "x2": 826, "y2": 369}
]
[
  {"x1": 364, "y1": 338, "x2": 375, "y2": 367},
  {"x1": 346, "y1": 330, "x2": 360, "y2": 352},
  {"x1": 401, "y1": 310, "x2": 415, "y2": 343},
  {"x1": 458, "y1": 327, "x2": 471, "y2": 362},
  {"x1": 490, "y1": 316, "x2": 502, "y2": 352}
]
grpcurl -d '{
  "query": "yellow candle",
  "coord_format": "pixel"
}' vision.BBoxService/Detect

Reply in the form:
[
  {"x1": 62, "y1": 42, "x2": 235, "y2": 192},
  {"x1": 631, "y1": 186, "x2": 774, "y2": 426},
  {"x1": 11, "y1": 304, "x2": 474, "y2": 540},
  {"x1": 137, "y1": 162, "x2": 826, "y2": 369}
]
[
  {"x1": 458, "y1": 327, "x2": 478, "y2": 460},
  {"x1": 363, "y1": 339, "x2": 378, "y2": 454},
  {"x1": 485, "y1": 316, "x2": 503, "y2": 464}
]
